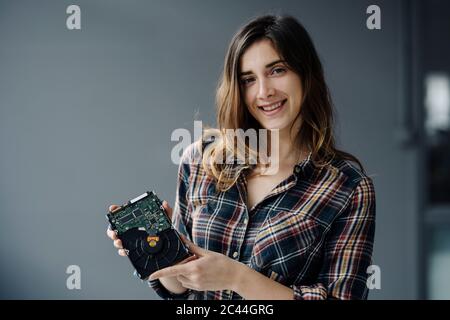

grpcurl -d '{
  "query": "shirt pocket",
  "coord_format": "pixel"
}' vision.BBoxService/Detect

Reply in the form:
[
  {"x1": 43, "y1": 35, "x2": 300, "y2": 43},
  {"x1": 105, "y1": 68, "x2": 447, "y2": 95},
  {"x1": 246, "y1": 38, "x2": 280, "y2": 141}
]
[
  {"x1": 250, "y1": 211, "x2": 324, "y2": 284},
  {"x1": 186, "y1": 174, "x2": 218, "y2": 207}
]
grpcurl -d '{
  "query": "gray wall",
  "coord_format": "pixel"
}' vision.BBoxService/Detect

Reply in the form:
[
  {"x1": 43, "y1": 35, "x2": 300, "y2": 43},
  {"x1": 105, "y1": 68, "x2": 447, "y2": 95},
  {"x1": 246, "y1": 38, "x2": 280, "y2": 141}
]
[{"x1": 0, "y1": 0, "x2": 417, "y2": 299}]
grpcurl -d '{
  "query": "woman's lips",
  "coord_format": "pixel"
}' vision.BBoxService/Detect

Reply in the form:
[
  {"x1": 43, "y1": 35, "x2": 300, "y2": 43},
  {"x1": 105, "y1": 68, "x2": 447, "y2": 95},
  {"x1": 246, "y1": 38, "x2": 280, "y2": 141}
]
[{"x1": 258, "y1": 99, "x2": 287, "y2": 117}]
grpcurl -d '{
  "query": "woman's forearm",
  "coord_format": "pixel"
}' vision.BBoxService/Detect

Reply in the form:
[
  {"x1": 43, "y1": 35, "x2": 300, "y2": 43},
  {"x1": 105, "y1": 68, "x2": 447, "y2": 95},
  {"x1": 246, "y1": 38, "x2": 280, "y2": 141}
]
[
  {"x1": 156, "y1": 258, "x2": 294, "y2": 298},
  {"x1": 231, "y1": 263, "x2": 294, "y2": 300}
]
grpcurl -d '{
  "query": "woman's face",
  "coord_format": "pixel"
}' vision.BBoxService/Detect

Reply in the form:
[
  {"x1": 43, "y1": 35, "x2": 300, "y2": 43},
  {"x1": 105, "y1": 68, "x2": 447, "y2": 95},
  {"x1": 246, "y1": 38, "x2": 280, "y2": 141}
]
[{"x1": 239, "y1": 39, "x2": 303, "y2": 134}]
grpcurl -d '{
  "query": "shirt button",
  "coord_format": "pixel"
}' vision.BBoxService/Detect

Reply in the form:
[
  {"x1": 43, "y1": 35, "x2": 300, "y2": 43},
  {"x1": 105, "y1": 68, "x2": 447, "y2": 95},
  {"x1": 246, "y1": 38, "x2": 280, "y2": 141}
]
[
  {"x1": 294, "y1": 165, "x2": 301, "y2": 174},
  {"x1": 244, "y1": 218, "x2": 248, "y2": 224},
  {"x1": 232, "y1": 251, "x2": 238, "y2": 258}
]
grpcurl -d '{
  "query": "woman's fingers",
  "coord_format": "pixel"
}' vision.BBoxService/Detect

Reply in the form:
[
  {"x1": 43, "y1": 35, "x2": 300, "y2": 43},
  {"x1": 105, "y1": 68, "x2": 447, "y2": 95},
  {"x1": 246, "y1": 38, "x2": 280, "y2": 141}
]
[
  {"x1": 176, "y1": 254, "x2": 198, "y2": 265},
  {"x1": 113, "y1": 239, "x2": 123, "y2": 249},
  {"x1": 106, "y1": 226, "x2": 118, "y2": 240},
  {"x1": 162, "y1": 201, "x2": 173, "y2": 220},
  {"x1": 106, "y1": 204, "x2": 127, "y2": 256},
  {"x1": 107, "y1": 204, "x2": 122, "y2": 239},
  {"x1": 109, "y1": 204, "x2": 121, "y2": 213}
]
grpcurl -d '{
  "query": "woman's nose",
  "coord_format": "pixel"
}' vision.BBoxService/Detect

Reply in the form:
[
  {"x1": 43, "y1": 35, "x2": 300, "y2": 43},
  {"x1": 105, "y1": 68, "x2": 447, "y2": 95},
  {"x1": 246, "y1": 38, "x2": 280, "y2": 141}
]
[{"x1": 257, "y1": 78, "x2": 275, "y2": 99}]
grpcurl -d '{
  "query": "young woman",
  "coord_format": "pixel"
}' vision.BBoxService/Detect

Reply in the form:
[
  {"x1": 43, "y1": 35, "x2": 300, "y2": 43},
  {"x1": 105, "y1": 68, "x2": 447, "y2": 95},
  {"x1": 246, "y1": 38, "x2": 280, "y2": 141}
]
[{"x1": 107, "y1": 14, "x2": 376, "y2": 300}]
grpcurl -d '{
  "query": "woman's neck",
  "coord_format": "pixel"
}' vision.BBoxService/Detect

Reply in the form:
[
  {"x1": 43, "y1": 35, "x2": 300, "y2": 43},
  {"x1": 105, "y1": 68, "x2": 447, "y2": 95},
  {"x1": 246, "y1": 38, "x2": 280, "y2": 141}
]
[
  {"x1": 254, "y1": 127, "x2": 308, "y2": 174},
  {"x1": 273, "y1": 126, "x2": 307, "y2": 166}
]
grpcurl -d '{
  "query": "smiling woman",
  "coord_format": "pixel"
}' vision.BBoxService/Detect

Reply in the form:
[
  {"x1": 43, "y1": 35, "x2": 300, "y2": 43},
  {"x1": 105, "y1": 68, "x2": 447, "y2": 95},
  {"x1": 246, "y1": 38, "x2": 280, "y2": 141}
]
[{"x1": 144, "y1": 14, "x2": 377, "y2": 300}]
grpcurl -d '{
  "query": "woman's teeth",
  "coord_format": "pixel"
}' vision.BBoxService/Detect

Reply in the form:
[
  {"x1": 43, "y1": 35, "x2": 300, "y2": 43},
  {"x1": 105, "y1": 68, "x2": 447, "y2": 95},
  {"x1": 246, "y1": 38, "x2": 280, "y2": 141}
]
[{"x1": 259, "y1": 100, "x2": 285, "y2": 111}]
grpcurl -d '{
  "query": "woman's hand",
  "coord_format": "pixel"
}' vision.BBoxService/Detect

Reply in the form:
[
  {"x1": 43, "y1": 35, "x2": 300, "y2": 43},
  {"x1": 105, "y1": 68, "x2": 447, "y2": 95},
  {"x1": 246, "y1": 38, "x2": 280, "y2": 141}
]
[
  {"x1": 149, "y1": 236, "x2": 243, "y2": 292},
  {"x1": 106, "y1": 201, "x2": 194, "y2": 295},
  {"x1": 106, "y1": 204, "x2": 126, "y2": 255}
]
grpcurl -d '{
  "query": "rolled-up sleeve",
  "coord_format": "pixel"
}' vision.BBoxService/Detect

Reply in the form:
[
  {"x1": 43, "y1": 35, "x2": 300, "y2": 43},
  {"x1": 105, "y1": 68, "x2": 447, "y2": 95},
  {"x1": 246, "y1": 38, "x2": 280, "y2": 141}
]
[{"x1": 293, "y1": 177, "x2": 376, "y2": 300}]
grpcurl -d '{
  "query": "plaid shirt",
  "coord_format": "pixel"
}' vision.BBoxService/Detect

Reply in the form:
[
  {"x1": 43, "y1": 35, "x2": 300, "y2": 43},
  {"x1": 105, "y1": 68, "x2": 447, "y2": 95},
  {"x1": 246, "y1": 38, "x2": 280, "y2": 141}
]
[{"x1": 149, "y1": 141, "x2": 376, "y2": 300}]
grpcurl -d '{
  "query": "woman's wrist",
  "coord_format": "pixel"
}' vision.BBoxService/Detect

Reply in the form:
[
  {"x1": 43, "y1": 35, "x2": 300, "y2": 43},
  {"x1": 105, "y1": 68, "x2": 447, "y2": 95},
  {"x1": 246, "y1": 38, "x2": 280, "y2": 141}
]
[{"x1": 229, "y1": 261, "x2": 249, "y2": 293}]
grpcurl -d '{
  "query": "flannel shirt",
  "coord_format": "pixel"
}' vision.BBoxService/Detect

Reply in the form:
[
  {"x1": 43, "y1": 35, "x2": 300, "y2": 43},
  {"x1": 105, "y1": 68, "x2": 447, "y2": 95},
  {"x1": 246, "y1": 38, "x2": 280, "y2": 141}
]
[{"x1": 149, "y1": 141, "x2": 376, "y2": 300}]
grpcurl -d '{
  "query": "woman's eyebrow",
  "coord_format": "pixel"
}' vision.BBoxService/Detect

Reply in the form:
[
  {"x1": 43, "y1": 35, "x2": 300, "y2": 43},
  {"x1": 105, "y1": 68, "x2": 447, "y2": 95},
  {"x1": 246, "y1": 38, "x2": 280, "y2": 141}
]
[{"x1": 239, "y1": 59, "x2": 286, "y2": 76}]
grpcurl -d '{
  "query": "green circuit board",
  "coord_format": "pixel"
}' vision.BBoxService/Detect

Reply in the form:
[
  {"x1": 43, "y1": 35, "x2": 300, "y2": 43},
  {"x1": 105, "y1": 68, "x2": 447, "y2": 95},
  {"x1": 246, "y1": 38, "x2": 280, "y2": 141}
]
[{"x1": 107, "y1": 191, "x2": 171, "y2": 236}]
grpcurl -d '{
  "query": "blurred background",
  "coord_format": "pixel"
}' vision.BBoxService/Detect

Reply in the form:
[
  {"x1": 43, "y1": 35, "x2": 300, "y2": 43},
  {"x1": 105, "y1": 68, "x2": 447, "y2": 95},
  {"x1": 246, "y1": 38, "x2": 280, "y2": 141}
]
[{"x1": 0, "y1": 0, "x2": 449, "y2": 299}]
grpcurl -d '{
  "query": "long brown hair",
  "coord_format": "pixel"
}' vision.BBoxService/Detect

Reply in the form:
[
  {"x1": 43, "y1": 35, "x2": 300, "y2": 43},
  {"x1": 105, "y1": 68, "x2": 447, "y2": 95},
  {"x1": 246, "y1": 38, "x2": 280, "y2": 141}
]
[{"x1": 201, "y1": 15, "x2": 365, "y2": 191}]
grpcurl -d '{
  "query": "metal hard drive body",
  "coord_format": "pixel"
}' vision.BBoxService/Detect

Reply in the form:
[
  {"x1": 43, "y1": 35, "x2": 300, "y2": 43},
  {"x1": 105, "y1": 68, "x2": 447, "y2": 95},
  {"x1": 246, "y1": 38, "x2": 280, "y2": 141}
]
[{"x1": 107, "y1": 191, "x2": 190, "y2": 279}]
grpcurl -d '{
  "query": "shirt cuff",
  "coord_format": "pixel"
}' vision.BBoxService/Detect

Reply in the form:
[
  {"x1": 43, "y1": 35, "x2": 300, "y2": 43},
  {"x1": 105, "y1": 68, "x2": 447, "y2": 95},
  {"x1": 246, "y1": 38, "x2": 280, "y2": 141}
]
[
  {"x1": 292, "y1": 283, "x2": 328, "y2": 300},
  {"x1": 148, "y1": 279, "x2": 197, "y2": 300}
]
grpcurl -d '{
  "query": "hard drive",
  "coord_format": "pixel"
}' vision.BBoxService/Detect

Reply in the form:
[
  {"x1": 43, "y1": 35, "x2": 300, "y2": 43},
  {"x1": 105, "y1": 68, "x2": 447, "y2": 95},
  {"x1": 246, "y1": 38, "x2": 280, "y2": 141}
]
[{"x1": 106, "y1": 191, "x2": 191, "y2": 280}]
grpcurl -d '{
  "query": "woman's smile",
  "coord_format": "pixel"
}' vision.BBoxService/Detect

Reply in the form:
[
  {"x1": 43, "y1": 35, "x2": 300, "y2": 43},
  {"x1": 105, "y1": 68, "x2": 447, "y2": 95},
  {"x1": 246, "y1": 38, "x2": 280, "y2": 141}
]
[{"x1": 258, "y1": 98, "x2": 287, "y2": 116}]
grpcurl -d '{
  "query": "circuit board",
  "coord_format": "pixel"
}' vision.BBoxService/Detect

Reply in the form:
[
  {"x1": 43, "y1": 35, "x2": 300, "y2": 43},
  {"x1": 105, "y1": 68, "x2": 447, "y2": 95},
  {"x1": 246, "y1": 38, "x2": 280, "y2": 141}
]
[{"x1": 107, "y1": 191, "x2": 171, "y2": 236}]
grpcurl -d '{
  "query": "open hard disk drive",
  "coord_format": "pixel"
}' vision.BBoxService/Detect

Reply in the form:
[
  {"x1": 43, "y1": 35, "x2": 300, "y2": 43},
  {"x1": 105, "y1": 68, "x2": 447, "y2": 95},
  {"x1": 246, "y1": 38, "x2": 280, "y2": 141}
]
[{"x1": 106, "y1": 191, "x2": 191, "y2": 280}]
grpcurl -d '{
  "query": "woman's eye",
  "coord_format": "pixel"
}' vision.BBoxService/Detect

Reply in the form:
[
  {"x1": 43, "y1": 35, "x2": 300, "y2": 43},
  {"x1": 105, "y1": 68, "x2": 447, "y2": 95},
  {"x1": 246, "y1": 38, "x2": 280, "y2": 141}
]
[
  {"x1": 241, "y1": 77, "x2": 255, "y2": 85},
  {"x1": 271, "y1": 67, "x2": 286, "y2": 75}
]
